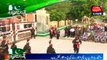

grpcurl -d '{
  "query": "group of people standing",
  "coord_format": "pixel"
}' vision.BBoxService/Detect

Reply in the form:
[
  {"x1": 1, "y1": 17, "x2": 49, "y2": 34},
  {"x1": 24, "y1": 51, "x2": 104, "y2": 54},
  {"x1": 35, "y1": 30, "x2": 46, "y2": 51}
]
[
  {"x1": 11, "y1": 38, "x2": 31, "y2": 55},
  {"x1": 64, "y1": 23, "x2": 107, "y2": 43},
  {"x1": 49, "y1": 26, "x2": 60, "y2": 39},
  {"x1": 48, "y1": 25, "x2": 83, "y2": 54},
  {"x1": 64, "y1": 25, "x2": 83, "y2": 38},
  {"x1": 0, "y1": 35, "x2": 31, "y2": 60},
  {"x1": 64, "y1": 26, "x2": 76, "y2": 37}
]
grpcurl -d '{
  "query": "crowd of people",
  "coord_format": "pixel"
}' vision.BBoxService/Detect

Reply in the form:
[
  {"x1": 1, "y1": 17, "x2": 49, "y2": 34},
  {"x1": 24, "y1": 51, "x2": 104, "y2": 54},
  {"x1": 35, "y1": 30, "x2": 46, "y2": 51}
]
[
  {"x1": 48, "y1": 23, "x2": 107, "y2": 53},
  {"x1": 0, "y1": 27, "x2": 36, "y2": 60},
  {"x1": 0, "y1": 35, "x2": 31, "y2": 60},
  {"x1": 48, "y1": 25, "x2": 83, "y2": 54},
  {"x1": 80, "y1": 23, "x2": 107, "y2": 43},
  {"x1": 0, "y1": 23, "x2": 107, "y2": 59},
  {"x1": 49, "y1": 26, "x2": 60, "y2": 39},
  {"x1": 63, "y1": 23, "x2": 107, "y2": 43}
]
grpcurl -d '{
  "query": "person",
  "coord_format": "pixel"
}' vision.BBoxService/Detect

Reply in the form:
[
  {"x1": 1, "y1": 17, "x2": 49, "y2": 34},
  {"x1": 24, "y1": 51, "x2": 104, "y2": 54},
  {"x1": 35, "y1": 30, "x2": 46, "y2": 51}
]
[
  {"x1": 47, "y1": 44, "x2": 56, "y2": 54},
  {"x1": 64, "y1": 27, "x2": 68, "y2": 37},
  {"x1": 49, "y1": 40, "x2": 52, "y2": 45},
  {"x1": 3, "y1": 43, "x2": 9, "y2": 54},
  {"x1": 23, "y1": 42, "x2": 31, "y2": 54},
  {"x1": 72, "y1": 36, "x2": 82, "y2": 54},
  {"x1": 104, "y1": 25, "x2": 107, "y2": 32},
  {"x1": 1, "y1": 42, "x2": 9, "y2": 60},
  {"x1": 27, "y1": 38, "x2": 30, "y2": 43},
  {"x1": 56, "y1": 30, "x2": 60, "y2": 39},
  {"x1": 70, "y1": 27, "x2": 75, "y2": 37},
  {"x1": 82, "y1": 32, "x2": 88, "y2": 41},
  {"x1": 49, "y1": 28, "x2": 53, "y2": 39},
  {"x1": 30, "y1": 27, "x2": 35, "y2": 39},
  {"x1": 0, "y1": 40, "x2": 6, "y2": 48},
  {"x1": 75, "y1": 27, "x2": 80, "y2": 37},
  {"x1": 0, "y1": 47, "x2": 4, "y2": 60},
  {"x1": 49, "y1": 27, "x2": 56, "y2": 39},
  {"x1": 11, "y1": 42, "x2": 17, "y2": 54},
  {"x1": 0, "y1": 35, "x2": 6, "y2": 60},
  {"x1": 67, "y1": 26, "x2": 71, "y2": 37},
  {"x1": 0, "y1": 35, "x2": 6, "y2": 47},
  {"x1": 0, "y1": 35, "x2": 9, "y2": 54}
]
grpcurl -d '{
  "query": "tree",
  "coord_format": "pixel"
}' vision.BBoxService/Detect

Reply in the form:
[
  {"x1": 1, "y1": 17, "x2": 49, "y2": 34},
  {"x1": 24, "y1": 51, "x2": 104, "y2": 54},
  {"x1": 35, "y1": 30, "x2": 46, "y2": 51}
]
[
  {"x1": 46, "y1": 1, "x2": 71, "y2": 26},
  {"x1": 46, "y1": 0, "x2": 107, "y2": 23},
  {"x1": 67, "y1": 1, "x2": 86, "y2": 20},
  {"x1": 46, "y1": 1, "x2": 71, "y2": 14},
  {"x1": 50, "y1": 10, "x2": 66, "y2": 27},
  {"x1": 68, "y1": 0, "x2": 101, "y2": 20}
]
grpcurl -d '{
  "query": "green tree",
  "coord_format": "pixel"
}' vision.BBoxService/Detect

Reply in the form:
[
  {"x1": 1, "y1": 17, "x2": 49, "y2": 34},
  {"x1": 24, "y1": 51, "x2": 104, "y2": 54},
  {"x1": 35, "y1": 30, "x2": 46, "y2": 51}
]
[
  {"x1": 46, "y1": 1, "x2": 71, "y2": 14},
  {"x1": 50, "y1": 10, "x2": 66, "y2": 27},
  {"x1": 46, "y1": 0, "x2": 107, "y2": 23},
  {"x1": 68, "y1": 0, "x2": 101, "y2": 20},
  {"x1": 46, "y1": 1, "x2": 71, "y2": 26},
  {"x1": 67, "y1": 0, "x2": 86, "y2": 20}
]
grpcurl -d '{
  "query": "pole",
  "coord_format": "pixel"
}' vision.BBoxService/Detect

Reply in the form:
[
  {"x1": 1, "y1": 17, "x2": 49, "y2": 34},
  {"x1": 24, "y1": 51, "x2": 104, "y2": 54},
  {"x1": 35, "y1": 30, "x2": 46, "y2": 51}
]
[{"x1": 12, "y1": 17, "x2": 16, "y2": 42}]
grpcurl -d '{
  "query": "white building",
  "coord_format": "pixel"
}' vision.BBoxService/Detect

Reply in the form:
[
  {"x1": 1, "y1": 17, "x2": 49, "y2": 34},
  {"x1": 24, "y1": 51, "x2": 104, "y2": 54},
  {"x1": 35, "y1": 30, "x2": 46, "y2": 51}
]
[{"x1": 35, "y1": 8, "x2": 50, "y2": 32}]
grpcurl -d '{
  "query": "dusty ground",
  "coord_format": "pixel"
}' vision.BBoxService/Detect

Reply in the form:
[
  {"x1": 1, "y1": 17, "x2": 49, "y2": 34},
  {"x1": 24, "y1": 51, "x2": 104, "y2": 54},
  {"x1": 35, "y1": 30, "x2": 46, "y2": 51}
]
[
  {"x1": 14, "y1": 36, "x2": 107, "y2": 60},
  {"x1": 7, "y1": 30, "x2": 107, "y2": 60}
]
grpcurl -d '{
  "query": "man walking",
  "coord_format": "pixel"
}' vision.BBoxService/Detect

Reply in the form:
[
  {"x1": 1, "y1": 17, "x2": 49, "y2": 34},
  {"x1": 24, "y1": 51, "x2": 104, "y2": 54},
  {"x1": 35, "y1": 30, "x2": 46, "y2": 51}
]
[
  {"x1": 72, "y1": 36, "x2": 82, "y2": 54},
  {"x1": 23, "y1": 42, "x2": 31, "y2": 54},
  {"x1": 47, "y1": 44, "x2": 56, "y2": 54},
  {"x1": 56, "y1": 30, "x2": 60, "y2": 39},
  {"x1": 30, "y1": 27, "x2": 35, "y2": 39}
]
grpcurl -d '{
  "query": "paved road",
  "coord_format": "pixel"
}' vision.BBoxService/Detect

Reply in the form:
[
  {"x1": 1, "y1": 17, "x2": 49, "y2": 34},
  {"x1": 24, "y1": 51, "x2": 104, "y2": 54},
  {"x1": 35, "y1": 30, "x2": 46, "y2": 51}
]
[{"x1": 11, "y1": 30, "x2": 107, "y2": 60}]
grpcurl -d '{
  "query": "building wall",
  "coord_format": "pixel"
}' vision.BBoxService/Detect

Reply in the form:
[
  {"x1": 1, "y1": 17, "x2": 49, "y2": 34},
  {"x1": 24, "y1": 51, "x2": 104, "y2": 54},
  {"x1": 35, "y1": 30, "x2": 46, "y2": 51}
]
[
  {"x1": 49, "y1": 20, "x2": 73, "y2": 27},
  {"x1": 26, "y1": 13, "x2": 33, "y2": 23},
  {"x1": 0, "y1": 13, "x2": 36, "y2": 42}
]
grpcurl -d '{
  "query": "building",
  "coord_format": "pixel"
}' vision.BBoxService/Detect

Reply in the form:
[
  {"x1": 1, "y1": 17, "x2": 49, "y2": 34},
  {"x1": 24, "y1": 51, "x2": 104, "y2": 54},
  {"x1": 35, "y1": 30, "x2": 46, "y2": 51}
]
[
  {"x1": 0, "y1": 8, "x2": 50, "y2": 42},
  {"x1": 0, "y1": 13, "x2": 36, "y2": 42},
  {"x1": 35, "y1": 8, "x2": 50, "y2": 32}
]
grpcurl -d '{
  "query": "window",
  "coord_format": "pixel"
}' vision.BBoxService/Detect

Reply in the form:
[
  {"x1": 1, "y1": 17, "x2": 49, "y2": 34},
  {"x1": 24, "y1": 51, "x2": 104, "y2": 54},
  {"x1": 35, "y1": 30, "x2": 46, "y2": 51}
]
[
  {"x1": 0, "y1": 27, "x2": 6, "y2": 32},
  {"x1": 24, "y1": 24, "x2": 32, "y2": 28}
]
